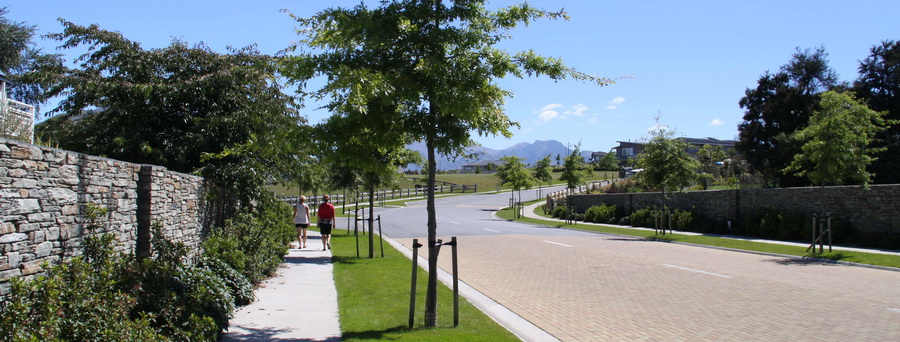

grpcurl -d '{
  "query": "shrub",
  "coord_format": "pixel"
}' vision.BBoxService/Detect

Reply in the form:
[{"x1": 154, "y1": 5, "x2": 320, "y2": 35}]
[
  {"x1": 0, "y1": 234, "x2": 164, "y2": 341},
  {"x1": 742, "y1": 207, "x2": 807, "y2": 240},
  {"x1": 119, "y1": 224, "x2": 234, "y2": 341},
  {"x1": 552, "y1": 205, "x2": 569, "y2": 219},
  {"x1": 670, "y1": 209, "x2": 695, "y2": 231},
  {"x1": 629, "y1": 207, "x2": 657, "y2": 228},
  {"x1": 205, "y1": 195, "x2": 294, "y2": 283},
  {"x1": 584, "y1": 204, "x2": 618, "y2": 223}
]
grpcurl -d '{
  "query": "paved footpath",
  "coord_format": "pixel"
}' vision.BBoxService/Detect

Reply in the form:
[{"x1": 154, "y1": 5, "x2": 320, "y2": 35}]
[{"x1": 221, "y1": 230, "x2": 341, "y2": 342}]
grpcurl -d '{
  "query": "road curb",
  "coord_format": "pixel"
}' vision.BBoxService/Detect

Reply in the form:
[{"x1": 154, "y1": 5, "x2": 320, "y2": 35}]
[
  {"x1": 381, "y1": 234, "x2": 560, "y2": 342},
  {"x1": 513, "y1": 203, "x2": 900, "y2": 273}
]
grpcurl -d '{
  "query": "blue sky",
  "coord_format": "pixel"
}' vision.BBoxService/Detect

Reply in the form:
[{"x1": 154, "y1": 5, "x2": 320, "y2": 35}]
[{"x1": 8, "y1": 0, "x2": 899, "y2": 152}]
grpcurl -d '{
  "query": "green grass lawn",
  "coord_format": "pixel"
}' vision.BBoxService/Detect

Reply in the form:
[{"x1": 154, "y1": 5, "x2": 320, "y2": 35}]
[
  {"x1": 325, "y1": 228, "x2": 520, "y2": 342},
  {"x1": 496, "y1": 203, "x2": 900, "y2": 269}
]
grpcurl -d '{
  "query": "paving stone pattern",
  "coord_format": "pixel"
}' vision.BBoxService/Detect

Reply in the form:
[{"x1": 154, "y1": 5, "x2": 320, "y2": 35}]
[{"x1": 399, "y1": 234, "x2": 900, "y2": 341}]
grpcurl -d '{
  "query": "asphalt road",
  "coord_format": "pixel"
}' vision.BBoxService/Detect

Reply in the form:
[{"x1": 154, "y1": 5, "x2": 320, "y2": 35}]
[{"x1": 368, "y1": 188, "x2": 900, "y2": 341}]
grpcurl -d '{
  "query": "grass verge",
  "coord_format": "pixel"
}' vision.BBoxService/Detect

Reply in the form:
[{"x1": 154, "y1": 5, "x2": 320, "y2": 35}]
[
  {"x1": 496, "y1": 204, "x2": 900, "y2": 269},
  {"x1": 326, "y1": 228, "x2": 520, "y2": 342}
]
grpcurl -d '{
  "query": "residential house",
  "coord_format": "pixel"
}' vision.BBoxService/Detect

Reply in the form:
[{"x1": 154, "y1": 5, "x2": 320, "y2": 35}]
[
  {"x1": 461, "y1": 159, "x2": 506, "y2": 173},
  {"x1": 589, "y1": 151, "x2": 608, "y2": 163},
  {"x1": 611, "y1": 137, "x2": 737, "y2": 161}
]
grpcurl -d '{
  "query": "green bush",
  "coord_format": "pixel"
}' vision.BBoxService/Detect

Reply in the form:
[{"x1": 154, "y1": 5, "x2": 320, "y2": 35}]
[
  {"x1": 552, "y1": 205, "x2": 569, "y2": 219},
  {"x1": 742, "y1": 207, "x2": 807, "y2": 241},
  {"x1": 118, "y1": 224, "x2": 234, "y2": 341},
  {"x1": 584, "y1": 204, "x2": 618, "y2": 223},
  {"x1": 204, "y1": 195, "x2": 294, "y2": 283},
  {"x1": 629, "y1": 207, "x2": 657, "y2": 228},
  {"x1": 199, "y1": 256, "x2": 255, "y2": 307},
  {"x1": 670, "y1": 209, "x2": 695, "y2": 231},
  {"x1": 0, "y1": 234, "x2": 164, "y2": 341}
]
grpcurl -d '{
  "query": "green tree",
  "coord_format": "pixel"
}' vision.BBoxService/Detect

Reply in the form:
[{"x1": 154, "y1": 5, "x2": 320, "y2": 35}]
[
  {"x1": 31, "y1": 21, "x2": 304, "y2": 211},
  {"x1": 496, "y1": 156, "x2": 534, "y2": 218},
  {"x1": 784, "y1": 91, "x2": 890, "y2": 188},
  {"x1": 636, "y1": 123, "x2": 699, "y2": 233},
  {"x1": 737, "y1": 47, "x2": 838, "y2": 187},
  {"x1": 559, "y1": 144, "x2": 590, "y2": 193},
  {"x1": 532, "y1": 155, "x2": 554, "y2": 191},
  {"x1": 854, "y1": 40, "x2": 900, "y2": 184},
  {"x1": 595, "y1": 151, "x2": 619, "y2": 171},
  {"x1": 283, "y1": 1, "x2": 612, "y2": 326},
  {"x1": 317, "y1": 103, "x2": 419, "y2": 258},
  {"x1": 695, "y1": 144, "x2": 729, "y2": 175},
  {"x1": 0, "y1": 7, "x2": 62, "y2": 107}
]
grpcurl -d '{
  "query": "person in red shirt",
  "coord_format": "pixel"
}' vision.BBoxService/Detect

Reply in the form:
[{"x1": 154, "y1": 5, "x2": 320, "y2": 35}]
[{"x1": 317, "y1": 194, "x2": 336, "y2": 251}]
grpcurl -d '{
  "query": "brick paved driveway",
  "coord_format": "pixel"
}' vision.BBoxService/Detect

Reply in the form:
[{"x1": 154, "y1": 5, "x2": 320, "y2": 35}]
[{"x1": 396, "y1": 233, "x2": 900, "y2": 341}]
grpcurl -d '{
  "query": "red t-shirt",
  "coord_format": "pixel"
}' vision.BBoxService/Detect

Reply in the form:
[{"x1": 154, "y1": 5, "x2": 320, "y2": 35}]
[{"x1": 318, "y1": 203, "x2": 336, "y2": 220}]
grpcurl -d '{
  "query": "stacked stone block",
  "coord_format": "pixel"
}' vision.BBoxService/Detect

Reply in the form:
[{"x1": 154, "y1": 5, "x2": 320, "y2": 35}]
[{"x1": 0, "y1": 138, "x2": 208, "y2": 296}]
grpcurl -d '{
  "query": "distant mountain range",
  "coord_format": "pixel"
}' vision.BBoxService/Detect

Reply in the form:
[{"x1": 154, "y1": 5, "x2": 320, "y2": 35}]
[{"x1": 406, "y1": 140, "x2": 596, "y2": 171}]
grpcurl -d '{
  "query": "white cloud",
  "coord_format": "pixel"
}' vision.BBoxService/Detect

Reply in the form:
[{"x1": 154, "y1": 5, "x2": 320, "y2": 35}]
[
  {"x1": 647, "y1": 123, "x2": 668, "y2": 134},
  {"x1": 564, "y1": 104, "x2": 589, "y2": 117},
  {"x1": 710, "y1": 118, "x2": 725, "y2": 127},
  {"x1": 537, "y1": 103, "x2": 563, "y2": 122},
  {"x1": 606, "y1": 96, "x2": 625, "y2": 109}
]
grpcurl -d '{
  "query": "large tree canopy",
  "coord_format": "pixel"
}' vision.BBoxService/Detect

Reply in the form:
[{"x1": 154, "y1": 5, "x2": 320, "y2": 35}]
[
  {"x1": 0, "y1": 8, "x2": 62, "y2": 108},
  {"x1": 736, "y1": 47, "x2": 838, "y2": 187},
  {"x1": 31, "y1": 21, "x2": 306, "y2": 207},
  {"x1": 785, "y1": 91, "x2": 890, "y2": 188},
  {"x1": 854, "y1": 40, "x2": 900, "y2": 184},
  {"x1": 283, "y1": 0, "x2": 612, "y2": 326}
]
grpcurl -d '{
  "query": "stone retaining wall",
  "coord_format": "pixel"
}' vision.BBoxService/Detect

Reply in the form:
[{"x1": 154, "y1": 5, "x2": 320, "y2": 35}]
[
  {"x1": 0, "y1": 138, "x2": 207, "y2": 296},
  {"x1": 564, "y1": 185, "x2": 900, "y2": 233}
]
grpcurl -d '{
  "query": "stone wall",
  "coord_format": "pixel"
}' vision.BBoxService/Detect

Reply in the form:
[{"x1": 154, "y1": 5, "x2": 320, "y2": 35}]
[
  {"x1": 0, "y1": 138, "x2": 207, "y2": 295},
  {"x1": 565, "y1": 184, "x2": 900, "y2": 234}
]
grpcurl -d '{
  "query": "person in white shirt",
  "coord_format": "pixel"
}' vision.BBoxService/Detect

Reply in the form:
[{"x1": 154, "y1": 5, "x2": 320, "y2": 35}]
[{"x1": 292, "y1": 196, "x2": 311, "y2": 249}]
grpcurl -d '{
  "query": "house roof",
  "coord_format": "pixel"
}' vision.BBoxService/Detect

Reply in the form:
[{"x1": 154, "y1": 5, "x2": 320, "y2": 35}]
[{"x1": 615, "y1": 137, "x2": 736, "y2": 147}]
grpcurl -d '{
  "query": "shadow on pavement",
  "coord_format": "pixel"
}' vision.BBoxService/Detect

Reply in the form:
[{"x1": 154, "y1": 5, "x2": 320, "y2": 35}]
[
  {"x1": 222, "y1": 326, "x2": 339, "y2": 342},
  {"x1": 282, "y1": 255, "x2": 333, "y2": 265},
  {"x1": 767, "y1": 256, "x2": 842, "y2": 266}
]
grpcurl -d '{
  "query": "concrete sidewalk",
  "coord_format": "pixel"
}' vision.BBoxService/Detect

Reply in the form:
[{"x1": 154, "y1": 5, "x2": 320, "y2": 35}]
[{"x1": 221, "y1": 230, "x2": 341, "y2": 342}]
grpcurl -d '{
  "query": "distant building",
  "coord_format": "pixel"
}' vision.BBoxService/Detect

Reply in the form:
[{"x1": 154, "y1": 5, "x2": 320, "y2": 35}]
[
  {"x1": 590, "y1": 151, "x2": 608, "y2": 163},
  {"x1": 611, "y1": 137, "x2": 737, "y2": 161},
  {"x1": 461, "y1": 159, "x2": 506, "y2": 173}
]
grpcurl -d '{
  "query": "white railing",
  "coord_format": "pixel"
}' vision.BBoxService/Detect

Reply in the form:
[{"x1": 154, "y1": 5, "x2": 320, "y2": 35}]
[{"x1": 1, "y1": 98, "x2": 36, "y2": 143}]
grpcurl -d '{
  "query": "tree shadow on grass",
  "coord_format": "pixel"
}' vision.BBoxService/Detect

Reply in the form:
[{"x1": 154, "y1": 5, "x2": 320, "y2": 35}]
[
  {"x1": 331, "y1": 255, "x2": 362, "y2": 265},
  {"x1": 341, "y1": 325, "x2": 407, "y2": 341}
]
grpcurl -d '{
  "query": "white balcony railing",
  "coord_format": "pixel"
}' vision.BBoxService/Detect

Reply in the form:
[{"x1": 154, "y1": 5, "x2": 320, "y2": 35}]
[{"x1": 1, "y1": 98, "x2": 36, "y2": 143}]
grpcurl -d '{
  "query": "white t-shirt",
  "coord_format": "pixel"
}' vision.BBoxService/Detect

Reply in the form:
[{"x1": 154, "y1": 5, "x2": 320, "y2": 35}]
[{"x1": 294, "y1": 203, "x2": 310, "y2": 224}]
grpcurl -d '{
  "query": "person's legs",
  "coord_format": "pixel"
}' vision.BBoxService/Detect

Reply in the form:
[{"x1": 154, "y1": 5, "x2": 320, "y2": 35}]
[
  {"x1": 320, "y1": 223, "x2": 333, "y2": 250},
  {"x1": 300, "y1": 226, "x2": 308, "y2": 248},
  {"x1": 296, "y1": 224, "x2": 306, "y2": 249}
]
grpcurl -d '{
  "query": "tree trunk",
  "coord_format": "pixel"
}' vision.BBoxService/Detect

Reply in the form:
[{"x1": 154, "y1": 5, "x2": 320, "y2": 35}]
[
  {"x1": 424, "y1": 134, "x2": 439, "y2": 327},
  {"x1": 368, "y1": 183, "x2": 375, "y2": 258}
]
